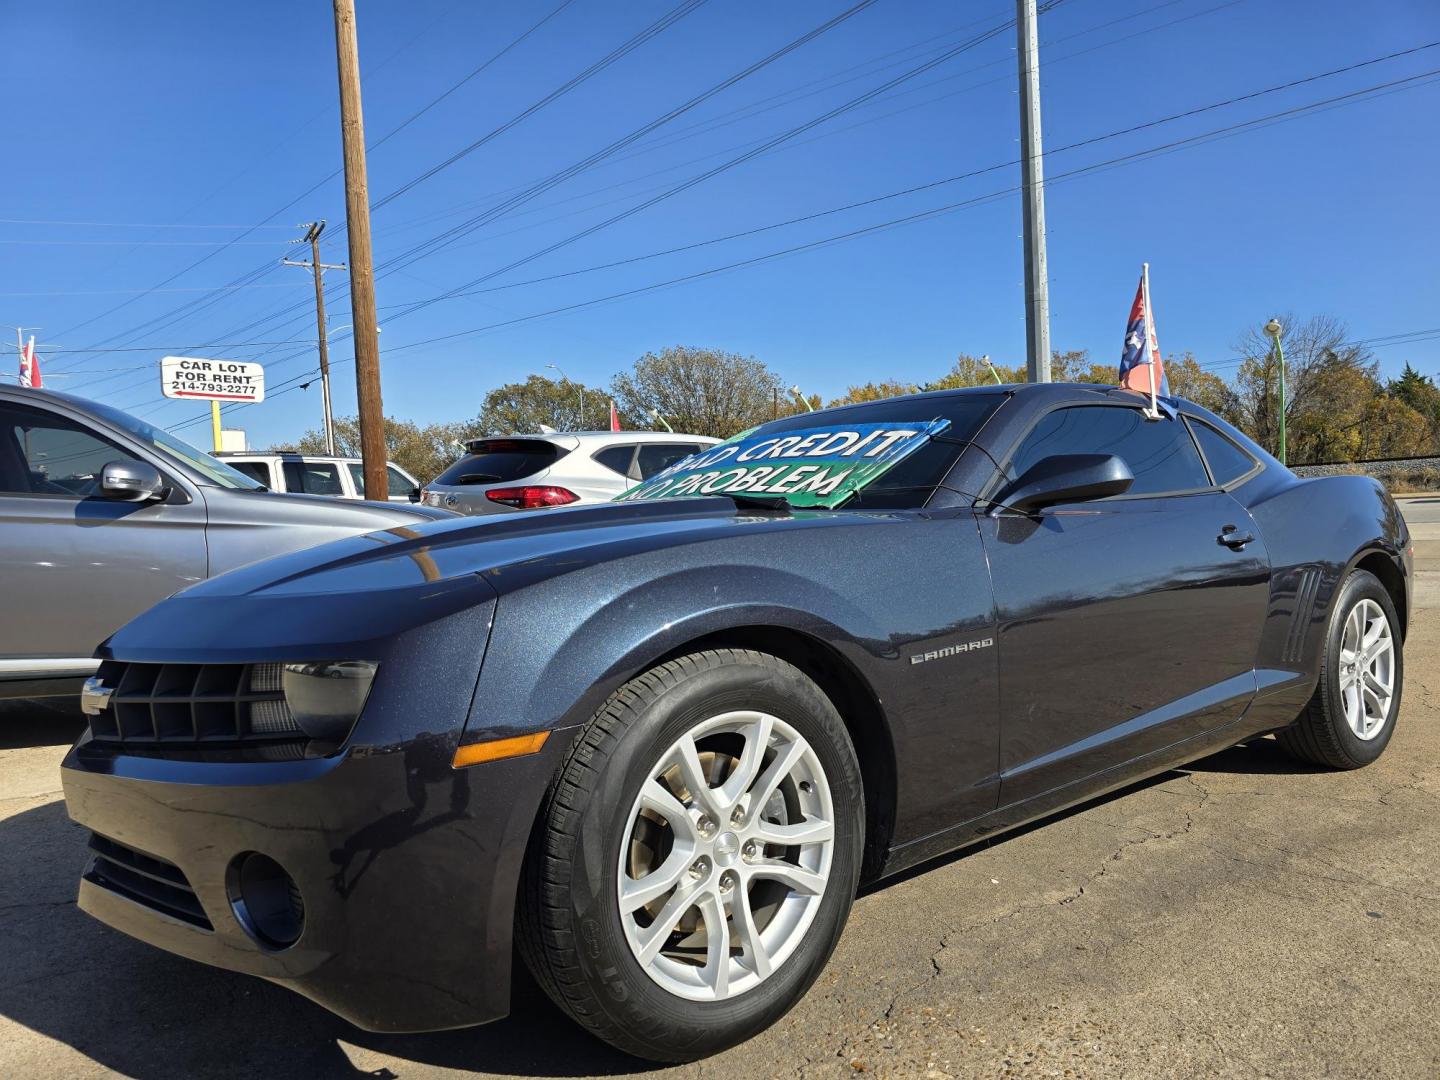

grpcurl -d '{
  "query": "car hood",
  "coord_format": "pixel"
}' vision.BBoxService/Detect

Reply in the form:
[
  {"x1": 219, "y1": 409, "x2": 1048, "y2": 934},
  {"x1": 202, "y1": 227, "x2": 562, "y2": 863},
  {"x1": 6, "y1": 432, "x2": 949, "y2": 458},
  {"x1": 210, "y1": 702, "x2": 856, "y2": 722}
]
[
  {"x1": 186, "y1": 497, "x2": 888, "y2": 600},
  {"x1": 99, "y1": 497, "x2": 907, "y2": 661},
  {"x1": 202, "y1": 486, "x2": 455, "y2": 527}
]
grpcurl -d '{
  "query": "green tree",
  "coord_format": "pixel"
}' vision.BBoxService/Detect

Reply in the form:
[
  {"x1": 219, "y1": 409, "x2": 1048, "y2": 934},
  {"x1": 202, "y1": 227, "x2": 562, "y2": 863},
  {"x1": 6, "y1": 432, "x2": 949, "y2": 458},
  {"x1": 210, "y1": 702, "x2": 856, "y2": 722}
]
[
  {"x1": 1050, "y1": 349, "x2": 1117, "y2": 384},
  {"x1": 472, "y1": 374, "x2": 619, "y2": 436},
  {"x1": 1360, "y1": 395, "x2": 1434, "y2": 460},
  {"x1": 925, "y1": 353, "x2": 1024, "y2": 390},
  {"x1": 1387, "y1": 362, "x2": 1440, "y2": 451},
  {"x1": 1166, "y1": 352, "x2": 1241, "y2": 424},
  {"x1": 281, "y1": 416, "x2": 473, "y2": 483},
  {"x1": 610, "y1": 346, "x2": 785, "y2": 438},
  {"x1": 826, "y1": 380, "x2": 918, "y2": 407},
  {"x1": 1230, "y1": 314, "x2": 1378, "y2": 460}
]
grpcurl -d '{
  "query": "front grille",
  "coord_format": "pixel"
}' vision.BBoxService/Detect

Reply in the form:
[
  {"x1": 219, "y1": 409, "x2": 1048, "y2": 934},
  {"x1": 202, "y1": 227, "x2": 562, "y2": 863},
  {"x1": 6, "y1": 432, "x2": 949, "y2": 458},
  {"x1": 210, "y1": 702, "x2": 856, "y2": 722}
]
[
  {"x1": 84, "y1": 833, "x2": 213, "y2": 931},
  {"x1": 85, "y1": 660, "x2": 302, "y2": 746}
]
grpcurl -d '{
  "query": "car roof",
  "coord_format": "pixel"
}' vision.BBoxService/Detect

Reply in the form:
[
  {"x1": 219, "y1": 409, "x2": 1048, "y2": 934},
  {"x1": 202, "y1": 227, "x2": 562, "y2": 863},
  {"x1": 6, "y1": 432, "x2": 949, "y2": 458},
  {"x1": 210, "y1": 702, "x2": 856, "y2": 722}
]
[
  {"x1": 466, "y1": 431, "x2": 719, "y2": 447},
  {"x1": 215, "y1": 452, "x2": 369, "y2": 462}
]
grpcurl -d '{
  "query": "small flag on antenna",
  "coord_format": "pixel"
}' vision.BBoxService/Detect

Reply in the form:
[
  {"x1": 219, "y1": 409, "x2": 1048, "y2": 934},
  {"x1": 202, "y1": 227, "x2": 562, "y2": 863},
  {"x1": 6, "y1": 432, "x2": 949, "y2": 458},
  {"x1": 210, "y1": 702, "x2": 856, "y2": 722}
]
[{"x1": 1119, "y1": 265, "x2": 1168, "y2": 415}]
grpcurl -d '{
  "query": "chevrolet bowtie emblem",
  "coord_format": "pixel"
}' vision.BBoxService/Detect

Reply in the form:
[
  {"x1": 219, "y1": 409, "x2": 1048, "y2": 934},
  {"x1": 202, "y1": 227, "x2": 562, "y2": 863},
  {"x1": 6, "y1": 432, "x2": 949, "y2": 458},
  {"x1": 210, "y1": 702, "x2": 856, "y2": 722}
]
[{"x1": 80, "y1": 676, "x2": 114, "y2": 716}]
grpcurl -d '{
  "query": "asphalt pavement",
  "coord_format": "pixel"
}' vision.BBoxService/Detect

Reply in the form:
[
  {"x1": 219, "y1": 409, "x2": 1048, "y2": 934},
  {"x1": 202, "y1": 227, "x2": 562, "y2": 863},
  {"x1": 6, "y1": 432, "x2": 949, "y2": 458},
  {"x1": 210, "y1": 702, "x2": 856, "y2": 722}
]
[{"x1": 1, "y1": 499, "x2": 1436, "y2": 1079}]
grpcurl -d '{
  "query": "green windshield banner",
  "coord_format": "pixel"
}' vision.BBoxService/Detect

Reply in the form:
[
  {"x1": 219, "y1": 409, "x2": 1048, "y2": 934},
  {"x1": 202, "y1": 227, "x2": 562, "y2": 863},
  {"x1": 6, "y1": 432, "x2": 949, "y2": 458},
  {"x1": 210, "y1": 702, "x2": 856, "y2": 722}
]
[{"x1": 615, "y1": 419, "x2": 951, "y2": 508}]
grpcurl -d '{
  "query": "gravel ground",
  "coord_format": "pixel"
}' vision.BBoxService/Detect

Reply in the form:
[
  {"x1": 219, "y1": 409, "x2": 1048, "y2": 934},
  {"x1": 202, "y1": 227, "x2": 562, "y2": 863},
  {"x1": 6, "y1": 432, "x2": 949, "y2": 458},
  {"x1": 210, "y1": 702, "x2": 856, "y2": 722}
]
[{"x1": 1, "y1": 505, "x2": 1436, "y2": 1080}]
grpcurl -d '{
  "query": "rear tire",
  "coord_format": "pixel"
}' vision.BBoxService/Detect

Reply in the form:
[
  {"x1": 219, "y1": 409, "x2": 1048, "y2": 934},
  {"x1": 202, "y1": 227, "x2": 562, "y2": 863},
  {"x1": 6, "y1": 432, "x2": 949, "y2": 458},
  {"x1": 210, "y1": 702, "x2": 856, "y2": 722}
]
[
  {"x1": 518, "y1": 649, "x2": 863, "y2": 1062},
  {"x1": 1277, "y1": 569, "x2": 1402, "y2": 769}
]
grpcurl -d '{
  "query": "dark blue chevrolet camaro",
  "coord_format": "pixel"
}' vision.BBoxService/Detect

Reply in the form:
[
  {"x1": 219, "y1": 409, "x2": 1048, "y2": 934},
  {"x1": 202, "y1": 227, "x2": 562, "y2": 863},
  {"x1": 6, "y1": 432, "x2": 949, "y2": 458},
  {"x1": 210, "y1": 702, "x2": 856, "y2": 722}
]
[{"x1": 62, "y1": 384, "x2": 1411, "y2": 1062}]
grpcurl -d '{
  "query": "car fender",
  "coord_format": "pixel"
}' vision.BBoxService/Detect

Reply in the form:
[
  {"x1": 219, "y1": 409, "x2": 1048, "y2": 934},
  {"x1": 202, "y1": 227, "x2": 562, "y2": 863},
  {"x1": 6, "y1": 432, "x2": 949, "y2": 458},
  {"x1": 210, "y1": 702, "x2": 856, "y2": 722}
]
[{"x1": 464, "y1": 563, "x2": 887, "y2": 746}]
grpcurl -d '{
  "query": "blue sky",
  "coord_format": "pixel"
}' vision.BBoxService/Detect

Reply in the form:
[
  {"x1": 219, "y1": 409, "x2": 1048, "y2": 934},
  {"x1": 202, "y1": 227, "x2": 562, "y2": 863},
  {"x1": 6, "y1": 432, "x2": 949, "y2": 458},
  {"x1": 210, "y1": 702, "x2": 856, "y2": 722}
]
[{"x1": 2, "y1": 0, "x2": 1437, "y2": 447}]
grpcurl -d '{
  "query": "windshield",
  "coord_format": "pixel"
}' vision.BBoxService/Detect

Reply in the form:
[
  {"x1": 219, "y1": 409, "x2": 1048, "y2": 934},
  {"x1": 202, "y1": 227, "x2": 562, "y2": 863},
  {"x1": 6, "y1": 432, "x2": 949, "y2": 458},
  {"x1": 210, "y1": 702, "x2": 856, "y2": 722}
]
[
  {"x1": 616, "y1": 391, "x2": 1004, "y2": 510},
  {"x1": 83, "y1": 399, "x2": 265, "y2": 490}
]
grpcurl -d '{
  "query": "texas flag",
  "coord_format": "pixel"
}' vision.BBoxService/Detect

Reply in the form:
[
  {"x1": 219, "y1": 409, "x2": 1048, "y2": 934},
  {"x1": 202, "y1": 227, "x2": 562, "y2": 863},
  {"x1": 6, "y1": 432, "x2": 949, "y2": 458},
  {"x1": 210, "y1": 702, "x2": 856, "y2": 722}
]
[
  {"x1": 17, "y1": 336, "x2": 41, "y2": 389},
  {"x1": 1118, "y1": 268, "x2": 1168, "y2": 400}
]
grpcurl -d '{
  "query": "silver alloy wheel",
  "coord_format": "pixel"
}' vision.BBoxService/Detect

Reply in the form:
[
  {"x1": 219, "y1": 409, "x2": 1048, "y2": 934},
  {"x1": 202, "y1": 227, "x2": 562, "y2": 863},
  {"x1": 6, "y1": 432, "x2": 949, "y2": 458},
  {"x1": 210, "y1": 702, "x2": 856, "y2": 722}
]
[
  {"x1": 616, "y1": 710, "x2": 835, "y2": 1002},
  {"x1": 1339, "y1": 597, "x2": 1395, "y2": 741}
]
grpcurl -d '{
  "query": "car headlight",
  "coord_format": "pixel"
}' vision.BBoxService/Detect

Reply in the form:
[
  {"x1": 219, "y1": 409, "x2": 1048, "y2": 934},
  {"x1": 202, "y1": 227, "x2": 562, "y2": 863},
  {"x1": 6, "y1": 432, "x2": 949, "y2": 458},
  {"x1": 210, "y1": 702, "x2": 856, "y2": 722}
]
[{"x1": 281, "y1": 660, "x2": 378, "y2": 741}]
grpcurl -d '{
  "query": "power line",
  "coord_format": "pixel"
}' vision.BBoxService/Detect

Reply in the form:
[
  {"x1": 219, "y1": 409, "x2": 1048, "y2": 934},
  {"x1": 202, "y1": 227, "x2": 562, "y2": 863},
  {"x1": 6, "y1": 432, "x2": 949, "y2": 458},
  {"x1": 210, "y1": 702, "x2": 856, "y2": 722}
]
[
  {"x1": 0, "y1": 217, "x2": 300, "y2": 230},
  {"x1": 158, "y1": 52, "x2": 1440, "y2": 431},
  {"x1": 363, "y1": 68, "x2": 1440, "y2": 358},
  {"x1": 374, "y1": 3, "x2": 1008, "y2": 321},
  {"x1": 371, "y1": 0, "x2": 711, "y2": 212},
  {"x1": 46, "y1": 0, "x2": 691, "y2": 368},
  {"x1": 374, "y1": 42, "x2": 1440, "y2": 313},
  {"x1": 82, "y1": 0, "x2": 883, "y2": 403}
]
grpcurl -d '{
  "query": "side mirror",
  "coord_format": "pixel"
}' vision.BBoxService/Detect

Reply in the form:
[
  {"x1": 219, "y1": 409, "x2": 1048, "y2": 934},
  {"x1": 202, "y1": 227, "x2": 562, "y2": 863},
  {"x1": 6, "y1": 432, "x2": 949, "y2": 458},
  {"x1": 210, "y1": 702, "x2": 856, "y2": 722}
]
[
  {"x1": 99, "y1": 460, "x2": 166, "y2": 502},
  {"x1": 409, "y1": 485, "x2": 421, "y2": 503},
  {"x1": 997, "y1": 453, "x2": 1134, "y2": 514}
]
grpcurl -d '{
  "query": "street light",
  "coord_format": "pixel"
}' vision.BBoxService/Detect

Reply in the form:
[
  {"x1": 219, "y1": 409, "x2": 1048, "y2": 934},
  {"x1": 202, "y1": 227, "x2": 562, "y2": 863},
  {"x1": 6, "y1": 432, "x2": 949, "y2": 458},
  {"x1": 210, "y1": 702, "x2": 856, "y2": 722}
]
[
  {"x1": 546, "y1": 363, "x2": 583, "y2": 428},
  {"x1": 649, "y1": 408, "x2": 673, "y2": 432},
  {"x1": 790, "y1": 385, "x2": 815, "y2": 412},
  {"x1": 1264, "y1": 318, "x2": 1286, "y2": 465}
]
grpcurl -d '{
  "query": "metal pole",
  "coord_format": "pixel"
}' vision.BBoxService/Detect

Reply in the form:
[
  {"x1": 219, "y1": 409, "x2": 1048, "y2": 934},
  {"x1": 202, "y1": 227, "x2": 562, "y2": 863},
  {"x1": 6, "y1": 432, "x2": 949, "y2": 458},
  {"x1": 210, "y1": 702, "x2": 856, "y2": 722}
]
[
  {"x1": 332, "y1": 0, "x2": 386, "y2": 499},
  {"x1": 1016, "y1": 0, "x2": 1051, "y2": 382},
  {"x1": 210, "y1": 400, "x2": 223, "y2": 453},
  {"x1": 1275, "y1": 336, "x2": 1287, "y2": 466},
  {"x1": 1265, "y1": 318, "x2": 1287, "y2": 464}
]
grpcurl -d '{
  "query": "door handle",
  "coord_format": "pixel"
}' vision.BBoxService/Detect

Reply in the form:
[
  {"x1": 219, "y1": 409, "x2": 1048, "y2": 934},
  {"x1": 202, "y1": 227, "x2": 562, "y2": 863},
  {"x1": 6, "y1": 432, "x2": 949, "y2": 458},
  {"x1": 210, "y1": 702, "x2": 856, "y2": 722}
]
[{"x1": 1217, "y1": 524, "x2": 1255, "y2": 550}]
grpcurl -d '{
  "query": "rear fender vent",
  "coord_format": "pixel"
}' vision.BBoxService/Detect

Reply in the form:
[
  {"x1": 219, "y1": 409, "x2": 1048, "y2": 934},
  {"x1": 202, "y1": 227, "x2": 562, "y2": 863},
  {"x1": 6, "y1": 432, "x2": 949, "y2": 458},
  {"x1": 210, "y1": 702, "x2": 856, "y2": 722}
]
[{"x1": 1283, "y1": 566, "x2": 1322, "y2": 664}]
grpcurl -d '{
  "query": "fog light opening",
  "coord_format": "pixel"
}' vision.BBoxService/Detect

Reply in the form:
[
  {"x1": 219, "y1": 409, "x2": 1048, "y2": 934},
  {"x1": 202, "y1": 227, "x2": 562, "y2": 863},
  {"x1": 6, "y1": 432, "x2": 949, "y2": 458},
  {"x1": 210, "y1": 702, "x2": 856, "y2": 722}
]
[{"x1": 227, "y1": 852, "x2": 304, "y2": 949}]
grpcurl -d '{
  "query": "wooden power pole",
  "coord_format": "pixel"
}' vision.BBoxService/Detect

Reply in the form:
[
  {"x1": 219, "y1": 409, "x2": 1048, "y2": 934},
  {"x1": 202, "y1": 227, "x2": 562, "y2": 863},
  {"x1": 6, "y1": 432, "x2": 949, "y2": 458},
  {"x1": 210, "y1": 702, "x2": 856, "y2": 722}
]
[{"x1": 331, "y1": 0, "x2": 387, "y2": 499}]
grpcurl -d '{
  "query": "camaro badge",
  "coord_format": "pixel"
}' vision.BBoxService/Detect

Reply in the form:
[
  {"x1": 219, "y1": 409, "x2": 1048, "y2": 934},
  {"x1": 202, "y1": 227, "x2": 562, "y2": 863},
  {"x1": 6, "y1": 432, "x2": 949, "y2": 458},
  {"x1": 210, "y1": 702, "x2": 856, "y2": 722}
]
[{"x1": 910, "y1": 638, "x2": 994, "y2": 665}]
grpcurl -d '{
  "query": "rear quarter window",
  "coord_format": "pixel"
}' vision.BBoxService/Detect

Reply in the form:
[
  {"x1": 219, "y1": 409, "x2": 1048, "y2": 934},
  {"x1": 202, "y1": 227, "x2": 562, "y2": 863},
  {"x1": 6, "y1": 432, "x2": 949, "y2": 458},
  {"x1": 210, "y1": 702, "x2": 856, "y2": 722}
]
[
  {"x1": 226, "y1": 460, "x2": 271, "y2": 485},
  {"x1": 434, "y1": 440, "x2": 567, "y2": 485},
  {"x1": 1188, "y1": 419, "x2": 1258, "y2": 486}
]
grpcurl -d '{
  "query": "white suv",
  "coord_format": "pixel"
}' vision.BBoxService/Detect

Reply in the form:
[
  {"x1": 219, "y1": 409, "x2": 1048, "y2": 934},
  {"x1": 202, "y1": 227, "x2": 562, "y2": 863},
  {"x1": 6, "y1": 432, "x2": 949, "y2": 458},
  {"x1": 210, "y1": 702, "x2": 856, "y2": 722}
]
[
  {"x1": 215, "y1": 453, "x2": 422, "y2": 502},
  {"x1": 421, "y1": 431, "x2": 718, "y2": 516}
]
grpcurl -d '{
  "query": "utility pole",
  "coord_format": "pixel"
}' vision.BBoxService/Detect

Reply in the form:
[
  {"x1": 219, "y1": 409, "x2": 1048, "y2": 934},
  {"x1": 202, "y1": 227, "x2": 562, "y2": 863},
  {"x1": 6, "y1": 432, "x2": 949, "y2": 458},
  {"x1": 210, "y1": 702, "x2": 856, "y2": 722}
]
[
  {"x1": 283, "y1": 221, "x2": 346, "y2": 456},
  {"x1": 332, "y1": 0, "x2": 386, "y2": 499},
  {"x1": 1016, "y1": 0, "x2": 1051, "y2": 382}
]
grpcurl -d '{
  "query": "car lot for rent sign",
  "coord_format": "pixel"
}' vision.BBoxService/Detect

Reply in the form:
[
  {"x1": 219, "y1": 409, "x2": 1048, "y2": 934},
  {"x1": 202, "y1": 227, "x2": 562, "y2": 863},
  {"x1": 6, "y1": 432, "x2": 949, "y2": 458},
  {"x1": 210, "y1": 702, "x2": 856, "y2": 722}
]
[
  {"x1": 160, "y1": 356, "x2": 266, "y2": 403},
  {"x1": 617, "y1": 419, "x2": 951, "y2": 508}
]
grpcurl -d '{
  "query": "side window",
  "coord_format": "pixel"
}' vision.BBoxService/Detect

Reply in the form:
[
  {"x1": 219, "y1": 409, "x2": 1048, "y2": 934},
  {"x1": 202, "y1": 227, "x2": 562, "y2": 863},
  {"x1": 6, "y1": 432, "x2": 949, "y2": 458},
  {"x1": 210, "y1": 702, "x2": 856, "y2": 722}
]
[
  {"x1": 593, "y1": 444, "x2": 637, "y2": 478},
  {"x1": 227, "y1": 460, "x2": 271, "y2": 486},
  {"x1": 1188, "y1": 419, "x2": 1258, "y2": 487},
  {"x1": 1007, "y1": 406, "x2": 1210, "y2": 497},
  {"x1": 283, "y1": 461, "x2": 344, "y2": 496},
  {"x1": 636, "y1": 443, "x2": 701, "y2": 480},
  {"x1": 0, "y1": 404, "x2": 147, "y2": 497},
  {"x1": 385, "y1": 465, "x2": 415, "y2": 497}
]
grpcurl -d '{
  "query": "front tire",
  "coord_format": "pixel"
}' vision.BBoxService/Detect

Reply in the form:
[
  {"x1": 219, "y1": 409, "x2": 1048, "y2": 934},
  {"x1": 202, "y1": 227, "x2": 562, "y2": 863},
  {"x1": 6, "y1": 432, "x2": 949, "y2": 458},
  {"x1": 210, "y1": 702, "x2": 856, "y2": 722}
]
[
  {"x1": 1277, "y1": 568, "x2": 1403, "y2": 769},
  {"x1": 518, "y1": 649, "x2": 863, "y2": 1062}
]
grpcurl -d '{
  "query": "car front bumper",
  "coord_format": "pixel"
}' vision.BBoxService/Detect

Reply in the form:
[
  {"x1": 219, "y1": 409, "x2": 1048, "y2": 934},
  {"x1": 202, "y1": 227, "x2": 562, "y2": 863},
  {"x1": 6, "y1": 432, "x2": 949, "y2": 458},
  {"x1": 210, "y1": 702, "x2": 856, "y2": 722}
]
[{"x1": 61, "y1": 731, "x2": 572, "y2": 1033}]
